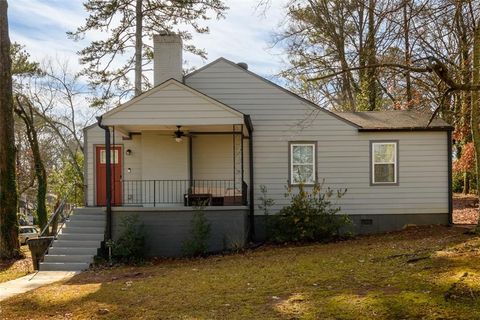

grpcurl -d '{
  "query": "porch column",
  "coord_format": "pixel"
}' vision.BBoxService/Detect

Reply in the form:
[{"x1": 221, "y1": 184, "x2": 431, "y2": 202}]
[{"x1": 188, "y1": 134, "x2": 193, "y2": 188}]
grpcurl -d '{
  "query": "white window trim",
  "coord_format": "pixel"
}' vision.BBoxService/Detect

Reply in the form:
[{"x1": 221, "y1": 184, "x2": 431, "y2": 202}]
[
  {"x1": 371, "y1": 141, "x2": 398, "y2": 185},
  {"x1": 290, "y1": 142, "x2": 316, "y2": 185}
]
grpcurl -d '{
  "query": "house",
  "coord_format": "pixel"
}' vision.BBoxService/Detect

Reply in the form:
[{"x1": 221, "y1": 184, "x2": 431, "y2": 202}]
[{"x1": 39, "y1": 33, "x2": 452, "y2": 270}]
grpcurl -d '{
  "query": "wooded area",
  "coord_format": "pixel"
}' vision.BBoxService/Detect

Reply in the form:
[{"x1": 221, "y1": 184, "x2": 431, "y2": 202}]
[{"x1": 273, "y1": 0, "x2": 480, "y2": 225}]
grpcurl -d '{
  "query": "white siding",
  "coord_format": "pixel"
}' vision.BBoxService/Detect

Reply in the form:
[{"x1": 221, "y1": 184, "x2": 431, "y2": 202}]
[
  {"x1": 141, "y1": 133, "x2": 188, "y2": 181},
  {"x1": 192, "y1": 135, "x2": 233, "y2": 180},
  {"x1": 102, "y1": 81, "x2": 243, "y2": 126},
  {"x1": 185, "y1": 59, "x2": 449, "y2": 215}
]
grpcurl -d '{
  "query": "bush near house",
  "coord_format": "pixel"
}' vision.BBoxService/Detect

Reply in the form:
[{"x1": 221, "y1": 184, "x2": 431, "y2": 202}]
[
  {"x1": 182, "y1": 206, "x2": 211, "y2": 257},
  {"x1": 111, "y1": 215, "x2": 146, "y2": 263},
  {"x1": 268, "y1": 183, "x2": 351, "y2": 243}
]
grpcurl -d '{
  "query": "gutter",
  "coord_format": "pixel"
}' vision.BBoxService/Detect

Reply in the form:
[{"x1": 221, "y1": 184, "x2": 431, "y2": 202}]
[
  {"x1": 358, "y1": 126, "x2": 454, "y2": 132},
  {"x1": 96, "y1": 116, "x2": 112, "y2": 241},
  {"x1": 447, "y1": 130, "x2": 453, "y2": 225}
]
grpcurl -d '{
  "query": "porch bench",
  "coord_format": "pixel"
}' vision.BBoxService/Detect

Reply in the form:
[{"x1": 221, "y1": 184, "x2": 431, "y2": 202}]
[
  {"x1": 185, "y1": 186, "x2": 243, "y2": 206},
  {"x1": 184, "y1": 193, "x2": 212, "y2": 206}
]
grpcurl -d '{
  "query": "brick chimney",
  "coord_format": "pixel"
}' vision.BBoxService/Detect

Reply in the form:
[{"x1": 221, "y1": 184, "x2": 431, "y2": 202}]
[{"x1": 153, "y1": 33, "x2": 183, "y2": 85}]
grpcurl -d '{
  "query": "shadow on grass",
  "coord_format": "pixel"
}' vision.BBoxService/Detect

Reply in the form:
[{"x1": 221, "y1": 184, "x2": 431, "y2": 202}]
[{"x1": 1, "y1": 226, "x2": 480, "y2": 319}]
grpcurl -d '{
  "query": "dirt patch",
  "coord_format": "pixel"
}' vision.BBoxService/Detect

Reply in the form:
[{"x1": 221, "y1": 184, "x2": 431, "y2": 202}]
[
  {"x1": 445, "y1": 272, "x2": 479, "y2": 302},
  {"x1": 453, "y1": 195, "x2": 479, "y2": 225}
]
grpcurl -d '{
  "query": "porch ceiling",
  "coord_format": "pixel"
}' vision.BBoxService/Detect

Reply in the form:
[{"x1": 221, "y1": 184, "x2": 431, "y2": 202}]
[{"x1": 116, "y1": 124, "x2": 248, "y2": 135}]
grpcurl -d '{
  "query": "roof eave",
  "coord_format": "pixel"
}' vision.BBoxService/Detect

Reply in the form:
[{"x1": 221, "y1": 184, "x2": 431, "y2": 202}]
[{"x1": 358, "y1": 126, "x2": 454, "y2": 132}]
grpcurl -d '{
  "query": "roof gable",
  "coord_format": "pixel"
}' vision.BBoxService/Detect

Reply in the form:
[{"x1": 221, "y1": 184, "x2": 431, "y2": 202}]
[
  {"x1": 102, "y1": 79, "x2": 245, "y2": 126},
  {"x1": 185, "y1": 58, "x2": 361, "y2": 129}
]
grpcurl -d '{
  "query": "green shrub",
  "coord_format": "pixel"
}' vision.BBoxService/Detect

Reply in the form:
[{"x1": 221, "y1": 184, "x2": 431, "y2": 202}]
[
  {"x1": 258, "y1": 185, "x2": 275, "y2": 239},
  {"x1": 182, "y1": 207, "x2": 211, "y2": 257},
  {"x1": 112, "y1": 215, "x2": 146, "y2": 263},
  {"x1": 269, "y1": 182, "x2": 350, "y2": 243},
  {"x1": 452, "y1": 171, "x2": 464, "y2": 193}
]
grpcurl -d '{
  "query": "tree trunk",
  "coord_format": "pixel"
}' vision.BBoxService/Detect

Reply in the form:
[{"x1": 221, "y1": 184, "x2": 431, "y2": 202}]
[
  {"x1": 403, "y1": 0, "x2": 412, "y2": 104},
  {"x1": 463, "y1": 171, "x2": 470, "y2": 194},
  {"x1": 471, "y1": 24, "x2": 480, "y2": 231},
  {"x1": 366, "y1": 0, "x2": 376, "y2": 110},
  {"x1": 14, "y1": 98, "x2": 48, "y2": 230},
  {"x1": 134, "y1": 0, "x2": 143, "y2": 96},
  {"x1": 0, "y1": 0, "x2": 20, "y2": 258}
]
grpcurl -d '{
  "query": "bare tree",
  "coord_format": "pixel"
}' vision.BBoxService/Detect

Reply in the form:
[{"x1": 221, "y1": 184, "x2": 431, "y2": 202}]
[{"x1": 14, "y1": 96, "x2": 48, "y2": 229}]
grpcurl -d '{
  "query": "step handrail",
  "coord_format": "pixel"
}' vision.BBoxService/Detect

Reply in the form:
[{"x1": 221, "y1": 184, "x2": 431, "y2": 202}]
[
  {"x1": 36, "y1": 189, "x2": 76, "y2": 267},
  {"x1": 40, "y1": 191, "x2": 75, "y2": 237}
]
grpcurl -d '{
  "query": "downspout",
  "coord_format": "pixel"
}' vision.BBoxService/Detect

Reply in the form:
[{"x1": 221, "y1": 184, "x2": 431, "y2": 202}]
[
  {"x1": 244, "y1": 115, "x2": 255, "y2": 241},
  {"x1": 447, "y1": 129, "x2": 453, "y2": 225},
  {"x1": 96, "y1": 116, "x2": 112, "y2": 241}
]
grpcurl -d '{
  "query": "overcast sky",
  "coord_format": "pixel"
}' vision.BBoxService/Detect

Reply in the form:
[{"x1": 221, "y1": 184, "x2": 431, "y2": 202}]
[{"x1": 9, "y1": 0, "x2": 289, "y2": 81}]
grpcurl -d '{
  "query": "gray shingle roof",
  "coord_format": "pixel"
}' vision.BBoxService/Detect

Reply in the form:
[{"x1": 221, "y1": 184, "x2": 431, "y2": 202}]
[{"x1": 334, "y1": 111, "x2": 452, "y2": 131}]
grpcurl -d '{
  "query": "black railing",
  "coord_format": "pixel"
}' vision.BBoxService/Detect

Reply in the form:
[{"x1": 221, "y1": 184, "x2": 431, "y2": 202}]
[{"x1": 121, "y1": 180, "x2": 247, "y2": 206}]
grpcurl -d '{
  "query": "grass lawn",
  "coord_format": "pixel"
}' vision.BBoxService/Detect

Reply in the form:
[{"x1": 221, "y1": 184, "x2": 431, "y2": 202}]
[
  {"x1": 1, "y1": 226, "x2": 480, "y2": 319},
  {"x1": 0, "y1": 246, "x2": 33, "y2": 284}
]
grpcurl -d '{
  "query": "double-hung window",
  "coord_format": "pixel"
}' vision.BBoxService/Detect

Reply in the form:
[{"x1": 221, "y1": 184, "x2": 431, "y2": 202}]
[
  {"x1": 290, "y1": 142, "x2": 316, "y2": 185},
  {"x1": 371, "y1": 141, "x2": 398, "y2": 184}
]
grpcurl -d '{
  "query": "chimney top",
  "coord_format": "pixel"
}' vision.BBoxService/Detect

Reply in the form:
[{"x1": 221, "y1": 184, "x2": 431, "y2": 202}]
[{"x1": 153, "y1": 33, "x2": 183, "y2": 85}]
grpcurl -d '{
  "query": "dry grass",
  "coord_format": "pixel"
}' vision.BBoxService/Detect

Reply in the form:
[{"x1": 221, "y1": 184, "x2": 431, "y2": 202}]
[
  {"x1": 1, "y1": 226, "x2": 480, "y2": 319},
  {"x1": 0, "y1": 246, "x2": 33, "y2": 284}
]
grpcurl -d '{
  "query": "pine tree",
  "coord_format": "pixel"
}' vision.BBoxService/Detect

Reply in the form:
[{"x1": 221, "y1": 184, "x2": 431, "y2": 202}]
[{"x1": 68, "y1": 0, "x2": 227, "y2": 106}]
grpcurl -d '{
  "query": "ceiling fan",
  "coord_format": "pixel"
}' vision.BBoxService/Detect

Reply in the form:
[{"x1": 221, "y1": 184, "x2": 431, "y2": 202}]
[
  {"x1": 153, "y1": 125, "x2": 191, "y2": 142},
  {"x1": 173, "y1": 125, "x2": 186, "y2": 142}
]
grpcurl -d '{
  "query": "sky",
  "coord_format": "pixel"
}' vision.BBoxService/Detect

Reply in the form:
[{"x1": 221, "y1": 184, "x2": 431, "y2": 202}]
[{"x1": 8, "y1": 0, "x2": 289, "y2": 82}]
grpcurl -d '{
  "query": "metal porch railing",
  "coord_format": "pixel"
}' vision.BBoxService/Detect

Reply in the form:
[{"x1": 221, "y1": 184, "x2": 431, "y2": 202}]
[{"x1": 121, "y1": 179, "x2": 247, "y2": 206}]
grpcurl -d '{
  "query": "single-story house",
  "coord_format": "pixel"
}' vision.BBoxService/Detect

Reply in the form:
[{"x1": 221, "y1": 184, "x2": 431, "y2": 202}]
[{"x1": 39, "y1": 33, "x2": 453, "y2": 269}]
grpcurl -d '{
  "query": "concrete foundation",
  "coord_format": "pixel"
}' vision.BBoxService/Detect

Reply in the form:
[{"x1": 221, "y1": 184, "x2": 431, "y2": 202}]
[
  {"x1": 112, "y1": 206, "x2": 249, "y2": 257},
  {"x1": 253, "y1": 212, "x2": 450, "y2": 242}
]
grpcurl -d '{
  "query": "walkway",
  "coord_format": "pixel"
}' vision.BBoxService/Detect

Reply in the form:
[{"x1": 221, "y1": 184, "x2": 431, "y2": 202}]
[{"x1": 0, "y1": 271, "x2": 79, "y2": 301}]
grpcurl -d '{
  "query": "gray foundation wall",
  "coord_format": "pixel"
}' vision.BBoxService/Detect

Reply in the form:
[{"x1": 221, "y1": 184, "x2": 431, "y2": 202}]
[
  {"x1": 253, "y1": 213, "x2": 450, "y2": 242},
  {"x1": 112, "y1": 207, "x2": 249, "y2": 257}
]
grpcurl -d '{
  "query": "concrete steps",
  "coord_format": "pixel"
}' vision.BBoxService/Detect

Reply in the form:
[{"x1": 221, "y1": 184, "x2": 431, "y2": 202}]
[
  {"x1": 39, "y1": 207, "x2": 105, "y2": 272},
  {"x1": 39, "y1": 262, "x2": 90, "y2": 271}
]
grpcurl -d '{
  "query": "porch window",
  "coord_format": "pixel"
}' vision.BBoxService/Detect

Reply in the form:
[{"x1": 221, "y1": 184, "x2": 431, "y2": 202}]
[
  {"x1": 371, "y1": 141, "x2": 398, "y2": 184},
  {"x1": 290, "y1": 142, "x2": 316, "y2": 185},
  {"x1": 99, "y1": 149, "x2": 119, "y2": 164}
]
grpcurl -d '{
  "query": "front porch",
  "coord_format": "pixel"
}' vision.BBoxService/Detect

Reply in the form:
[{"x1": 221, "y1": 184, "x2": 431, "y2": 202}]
[
  {"x1": 93, "y1": 122, "x2": 252, "y2": 208},
  {"x1": 89, "y1": 79, "x2": 254, "y2": 209}
]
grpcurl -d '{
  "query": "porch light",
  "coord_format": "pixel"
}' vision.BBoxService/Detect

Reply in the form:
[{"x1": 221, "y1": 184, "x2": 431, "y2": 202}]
[{"x1": 126, "y1": 149, "x2": 132, "y2": 155}]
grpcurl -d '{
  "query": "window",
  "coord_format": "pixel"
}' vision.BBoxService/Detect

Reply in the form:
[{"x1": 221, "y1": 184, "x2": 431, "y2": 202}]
[
  {"x1": 99, "y1": 149, "x2": 119, "y2": 164},
  {"x1": 371, "y1": 141, "x2": 398, "y2": 184},
  {"x1": 290, "y1": 142, "x2": 316, "y2": 185}
]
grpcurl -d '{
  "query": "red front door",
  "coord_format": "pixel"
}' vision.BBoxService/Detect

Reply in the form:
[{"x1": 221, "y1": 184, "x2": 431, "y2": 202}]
[{"x1": 96, "y1": 146, "x2": 122, "y2": 206}]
